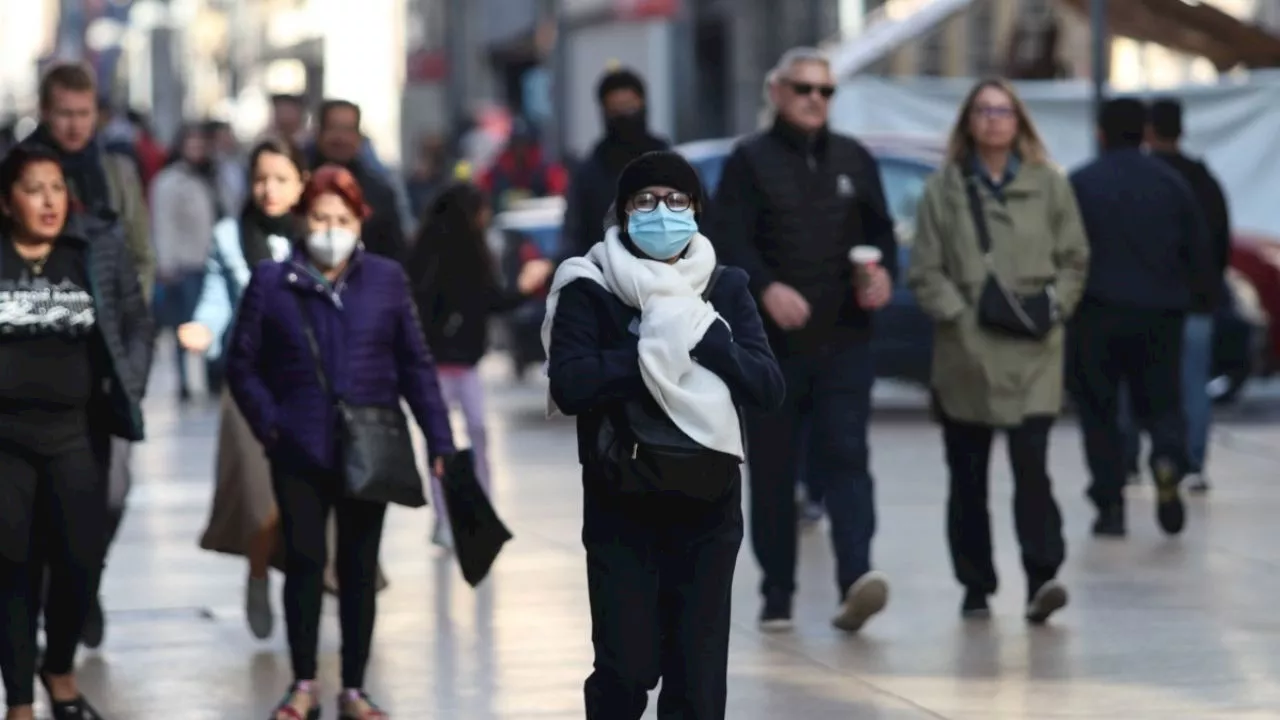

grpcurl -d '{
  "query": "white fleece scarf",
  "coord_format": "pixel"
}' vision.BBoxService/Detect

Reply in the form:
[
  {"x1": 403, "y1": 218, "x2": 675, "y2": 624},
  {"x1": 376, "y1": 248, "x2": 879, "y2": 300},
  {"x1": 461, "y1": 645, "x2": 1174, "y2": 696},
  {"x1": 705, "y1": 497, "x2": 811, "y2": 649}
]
[{"x1": 541, "y1": 227, "x2": 744, "y2": 459}]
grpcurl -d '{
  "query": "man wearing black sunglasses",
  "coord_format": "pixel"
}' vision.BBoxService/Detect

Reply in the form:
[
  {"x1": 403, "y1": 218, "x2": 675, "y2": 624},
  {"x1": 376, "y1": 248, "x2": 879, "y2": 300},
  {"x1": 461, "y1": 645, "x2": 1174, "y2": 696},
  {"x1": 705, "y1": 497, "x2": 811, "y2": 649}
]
[{"x1": 707, "y1": 47, "x2": 898, "y2": 636}]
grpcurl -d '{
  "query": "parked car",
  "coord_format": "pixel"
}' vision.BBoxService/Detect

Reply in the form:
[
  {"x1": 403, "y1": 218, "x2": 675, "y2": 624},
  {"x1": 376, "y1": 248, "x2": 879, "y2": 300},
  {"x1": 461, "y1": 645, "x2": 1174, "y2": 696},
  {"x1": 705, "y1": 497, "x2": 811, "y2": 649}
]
[
  {"x1": 1225, "y1": 234, "x2": 1280, "y2": 387},
  {"x1": 494, "y1": 136, "x2": 1266, "y2": 403}
]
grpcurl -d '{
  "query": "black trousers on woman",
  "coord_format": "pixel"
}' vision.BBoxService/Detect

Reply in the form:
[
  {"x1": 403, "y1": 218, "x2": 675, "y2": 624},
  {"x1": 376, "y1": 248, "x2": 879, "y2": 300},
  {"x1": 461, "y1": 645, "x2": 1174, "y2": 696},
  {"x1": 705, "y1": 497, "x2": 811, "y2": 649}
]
[
  {"x1": 271, "y1": 466, "x2": 387, "y2": 689},
  {"x1": 940, "y1": 414, "x2": 1064, "y2": 599},
  {"x1": 0, "y1": 436, "x2": 104, "y2": 708},
  {"x1": 582, "y1": 474, "x2": 743, "y2": 720}
]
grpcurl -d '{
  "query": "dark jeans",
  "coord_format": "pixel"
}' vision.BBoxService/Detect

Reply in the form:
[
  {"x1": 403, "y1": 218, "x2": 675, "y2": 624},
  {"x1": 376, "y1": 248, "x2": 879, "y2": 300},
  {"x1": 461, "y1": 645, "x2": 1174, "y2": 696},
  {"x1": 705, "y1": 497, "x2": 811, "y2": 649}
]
[
  {"x1": 940, "y1": 414, "x2": 1063, "y2": 598},
  {"x1": 746, "y1": 341, "x2": 876, "y2": 600},
  {"x1": 158, "y1": 269, "x2": 207, "y2": 393},
  {"x1": 0, "y1": 438, "x2": 104, "y2": 708},
  {"x1": 1119, "y1": 313, "x2": 1215, "y2": 474},
  {"x1": 582, "y1": 479, "x2": 743, "y2": 720},
  {"x1": 272, "y1": 466, "x2": 387, "y2": 689},
  {"x1": 1069, "y1": 300, "x2": 1187, "y2": 511}
]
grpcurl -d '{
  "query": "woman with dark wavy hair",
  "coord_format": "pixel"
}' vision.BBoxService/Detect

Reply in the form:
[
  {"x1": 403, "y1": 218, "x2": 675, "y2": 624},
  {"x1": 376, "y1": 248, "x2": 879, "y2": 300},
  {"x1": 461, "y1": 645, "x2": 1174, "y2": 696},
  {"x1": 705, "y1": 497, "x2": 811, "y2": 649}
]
[
  {"x1": 0, "y1": 143, "x2": 152, "y2": 720},
  {"x1": 405, "y1": 180, "x2": 550, "y2": 547},
  {"x1": 226, "y1": 164, "x2": 455, "y2": 720}
]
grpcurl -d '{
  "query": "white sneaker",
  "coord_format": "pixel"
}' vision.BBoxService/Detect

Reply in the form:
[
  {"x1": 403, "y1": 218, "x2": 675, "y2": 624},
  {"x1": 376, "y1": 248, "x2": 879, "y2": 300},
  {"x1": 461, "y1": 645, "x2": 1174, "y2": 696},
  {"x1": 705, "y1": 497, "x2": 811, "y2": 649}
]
[
  {"x1": 245, "y1": 575, "x2": 274, "y2": 640},
  {"x1": 1025, "y1": 580, "x2": 1068, "y2": 625},
  {"x1": 831, "y1": 571, "x2": 889, "y2": 633},
  {"x1": 1186, "y1": 473, "x2": 1210, "y2": 494}
]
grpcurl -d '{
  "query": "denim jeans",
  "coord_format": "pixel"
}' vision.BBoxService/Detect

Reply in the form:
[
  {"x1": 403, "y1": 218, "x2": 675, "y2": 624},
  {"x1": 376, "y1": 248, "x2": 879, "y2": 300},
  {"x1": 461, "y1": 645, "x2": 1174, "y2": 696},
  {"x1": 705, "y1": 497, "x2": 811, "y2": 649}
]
[
  {"x1": 1119, "y1": 313, "x2": 1213, "y2": 474},
  {"x1": 746, "y1": 342, "x2": 876, "y2": 600}
]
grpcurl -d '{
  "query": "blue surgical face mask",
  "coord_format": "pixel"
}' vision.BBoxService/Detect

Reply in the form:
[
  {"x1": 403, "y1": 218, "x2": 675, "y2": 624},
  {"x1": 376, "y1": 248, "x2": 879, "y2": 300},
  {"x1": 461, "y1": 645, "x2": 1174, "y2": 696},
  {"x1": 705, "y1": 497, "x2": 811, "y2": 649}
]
[{"x1": 626, "y1": 206, "x2": 698, "y2": 260}]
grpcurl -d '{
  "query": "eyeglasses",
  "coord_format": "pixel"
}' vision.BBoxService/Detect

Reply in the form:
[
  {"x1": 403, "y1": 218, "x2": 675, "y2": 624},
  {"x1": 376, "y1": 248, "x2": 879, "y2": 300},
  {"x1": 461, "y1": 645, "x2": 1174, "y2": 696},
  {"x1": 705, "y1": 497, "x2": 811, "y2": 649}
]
[
  {"x1": 972, "y1": 105, "x2": 1016, "y2": 120},
  {"x1": 786, "y1": 81, "x2": 836, "y2": 99},
  {"x1": 631, "y1": 191, "x2": 693, "y2": 213}
]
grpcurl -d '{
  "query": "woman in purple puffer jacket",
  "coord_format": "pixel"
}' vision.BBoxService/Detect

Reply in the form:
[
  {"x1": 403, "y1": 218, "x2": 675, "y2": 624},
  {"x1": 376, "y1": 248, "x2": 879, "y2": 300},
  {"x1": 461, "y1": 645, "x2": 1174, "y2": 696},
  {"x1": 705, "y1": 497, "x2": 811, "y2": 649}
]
[{"x1": 225, "y1": 164, "x2": 455, "y2": 720}]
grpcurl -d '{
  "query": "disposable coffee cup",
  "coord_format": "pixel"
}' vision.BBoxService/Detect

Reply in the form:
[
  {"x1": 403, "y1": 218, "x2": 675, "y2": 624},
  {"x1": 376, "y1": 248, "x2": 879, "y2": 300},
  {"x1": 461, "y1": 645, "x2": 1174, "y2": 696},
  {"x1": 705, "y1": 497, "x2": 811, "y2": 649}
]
[{"x1": 849, "y1": 246, "x2": 883, "y2": 290}]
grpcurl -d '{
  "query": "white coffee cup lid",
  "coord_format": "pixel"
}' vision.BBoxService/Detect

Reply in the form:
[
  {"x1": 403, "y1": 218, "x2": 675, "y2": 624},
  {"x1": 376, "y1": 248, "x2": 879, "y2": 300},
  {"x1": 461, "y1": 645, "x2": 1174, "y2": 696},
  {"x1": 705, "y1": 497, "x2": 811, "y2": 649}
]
[{"x1": 849, "y1": 246, "x2": 883, "y2": 264}]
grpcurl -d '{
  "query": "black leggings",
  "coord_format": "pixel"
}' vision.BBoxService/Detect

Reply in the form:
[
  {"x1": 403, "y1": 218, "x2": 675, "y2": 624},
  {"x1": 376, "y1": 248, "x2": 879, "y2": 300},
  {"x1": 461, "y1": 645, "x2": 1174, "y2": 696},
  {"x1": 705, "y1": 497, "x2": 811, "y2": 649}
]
[
  {"x1": 0, "y1": 439, "x2": 104, "y2": 708},
  {"x1": 272, "y1": 466, "x2": 387, "y2": 689}
]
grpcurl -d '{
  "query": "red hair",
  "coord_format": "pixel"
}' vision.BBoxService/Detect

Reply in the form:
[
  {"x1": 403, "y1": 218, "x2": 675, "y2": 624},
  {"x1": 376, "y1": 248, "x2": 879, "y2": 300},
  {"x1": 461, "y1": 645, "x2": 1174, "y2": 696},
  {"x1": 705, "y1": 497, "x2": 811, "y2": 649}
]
[{"x1": 300, "y1": 164, "x2": 372, "y2": 220}]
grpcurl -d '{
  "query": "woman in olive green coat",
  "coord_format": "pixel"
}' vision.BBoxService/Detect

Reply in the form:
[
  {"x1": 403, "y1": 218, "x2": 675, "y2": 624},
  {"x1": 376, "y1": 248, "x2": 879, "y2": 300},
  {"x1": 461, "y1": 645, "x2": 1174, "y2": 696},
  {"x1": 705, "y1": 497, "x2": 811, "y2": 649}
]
[{"x1": 908, "y1": 78, "x2": 1089, "y2": 626}]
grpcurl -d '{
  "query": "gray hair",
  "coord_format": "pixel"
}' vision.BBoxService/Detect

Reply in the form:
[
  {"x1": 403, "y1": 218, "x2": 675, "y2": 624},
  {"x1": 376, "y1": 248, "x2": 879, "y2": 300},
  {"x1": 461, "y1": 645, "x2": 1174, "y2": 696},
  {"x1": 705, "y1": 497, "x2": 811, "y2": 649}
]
[
  {"x1": 759, "y1": 47, "x2": 831, "y2": 127},
  {"x1": 765, "y1": 47, "x2": 831, "y2": 89}
]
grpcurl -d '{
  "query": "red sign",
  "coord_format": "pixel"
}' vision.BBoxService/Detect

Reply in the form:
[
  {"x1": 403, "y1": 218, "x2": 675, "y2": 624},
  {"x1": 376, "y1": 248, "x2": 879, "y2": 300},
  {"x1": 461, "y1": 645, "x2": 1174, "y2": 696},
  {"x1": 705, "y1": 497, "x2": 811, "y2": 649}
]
[
  {"x1": 614, "y1": 0, "x2": 680, "y2": 20},
  {"x1": 406, "y1": 49, "x2": 447, "y2": 83}
]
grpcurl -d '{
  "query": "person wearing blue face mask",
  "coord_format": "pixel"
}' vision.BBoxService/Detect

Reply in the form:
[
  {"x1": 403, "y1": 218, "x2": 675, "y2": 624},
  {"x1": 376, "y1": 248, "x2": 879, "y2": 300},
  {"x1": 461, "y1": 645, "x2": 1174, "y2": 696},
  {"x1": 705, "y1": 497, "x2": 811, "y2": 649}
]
[{"x1": 543, "y1": 151, "x2": 784, "y2": 719}]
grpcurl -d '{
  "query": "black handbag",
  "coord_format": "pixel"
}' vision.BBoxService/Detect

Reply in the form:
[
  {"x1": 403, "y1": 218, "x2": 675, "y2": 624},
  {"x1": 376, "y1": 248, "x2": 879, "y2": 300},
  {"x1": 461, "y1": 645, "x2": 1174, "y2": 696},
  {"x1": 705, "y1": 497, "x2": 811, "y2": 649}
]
[
  {"x1": 440, "y1": 449, "x2": 513, "y2": 587},
  {"x1": 292, "y1": 294, "x2": 427, "y2": 508},
  {"x1": 594, "y1": 266, "x2": 742, "y2": 503},
  {"x1": 963, "y1": 177, "x2": 1057, "y2": 340}
]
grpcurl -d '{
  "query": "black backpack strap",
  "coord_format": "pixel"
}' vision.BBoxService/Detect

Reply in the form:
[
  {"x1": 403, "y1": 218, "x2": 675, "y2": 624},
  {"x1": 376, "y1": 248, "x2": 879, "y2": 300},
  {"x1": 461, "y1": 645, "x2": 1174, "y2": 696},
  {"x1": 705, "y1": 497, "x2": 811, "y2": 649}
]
[{"x1": 702, "y1": 265, "x2": 725, "y2": 301}]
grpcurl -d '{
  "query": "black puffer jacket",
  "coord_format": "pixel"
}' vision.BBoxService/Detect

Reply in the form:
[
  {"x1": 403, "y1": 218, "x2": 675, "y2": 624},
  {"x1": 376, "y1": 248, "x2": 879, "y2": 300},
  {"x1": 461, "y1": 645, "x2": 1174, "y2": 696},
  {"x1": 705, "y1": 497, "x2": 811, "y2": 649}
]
[
  {"x1": 73, "y1": 214, "x2": 155, "y2": 440},
  {"x1": 707, "y1": 120, "x2": 897, "y2": 357}
]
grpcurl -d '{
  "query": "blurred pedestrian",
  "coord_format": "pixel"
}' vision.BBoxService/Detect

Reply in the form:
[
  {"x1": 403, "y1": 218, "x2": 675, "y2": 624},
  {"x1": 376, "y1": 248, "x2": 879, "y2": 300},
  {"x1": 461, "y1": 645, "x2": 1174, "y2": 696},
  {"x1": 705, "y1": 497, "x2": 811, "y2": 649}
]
[
  {"x1": 266, "y1": 93, "x2": 309, "y2": 148},
  {"x1": 150, "y1": 123, "x2": 220, "y2": 401},
  {"x1": 908, "y1": 78, "x2": 1089, "y2": 623},
  {"x1": 25, "y1": 61, "x2": 155, "y2": 650},
  {"x1": 708, "y1": 47, "x2": 898, "y2": 633},
  {"x1": 558, "y1": 68, "x2": 669, "y2": 261},
  {"x1": 0, "y1": 143, "x2": 152, "y2": 720},
  {"x1": 1068, "y1": 98, "x2": 1217, "y2": 538},
  {"x1": 206, "y1": 119, "x2": 248, "y2": 215},
  {"x1": 307, "y1": 101, "x2": 407, "y2": 263},
  {"x1": 406, "y1": 181, "x2": 552, "y2": 548},
  {"x1": 545, "y1": 151, "x2": 783, "y2": 720},
  {"x1": 182, "y1": 137, "x2": 305, "y2": 640},
  {"x1": 477, "y1": 116, "x2": 568, "y2": 213},
  {"x1": 225, "y1": 165, "x2": 455, "y2": 720},
  {"x1": 405, "y1": 133, "x2": 449, "y2": 221},
  {"x1": 1129, "y1": 98, "x2": 1231, "y2": 494}
]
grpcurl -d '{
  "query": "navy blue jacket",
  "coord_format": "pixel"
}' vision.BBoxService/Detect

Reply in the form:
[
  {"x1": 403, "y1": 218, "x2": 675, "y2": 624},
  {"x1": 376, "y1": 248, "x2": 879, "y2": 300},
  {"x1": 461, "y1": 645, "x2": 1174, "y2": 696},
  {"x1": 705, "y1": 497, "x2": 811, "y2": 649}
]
[
  {"x1": 548, "y1": 265, "x2": 785, "y2": 467},
  {"x1": 225, "y1": 248, "x2": 456, "y2": 474},
  {"x1": 1069, "y1": 147, "x2": 1216, "y2": 311}
]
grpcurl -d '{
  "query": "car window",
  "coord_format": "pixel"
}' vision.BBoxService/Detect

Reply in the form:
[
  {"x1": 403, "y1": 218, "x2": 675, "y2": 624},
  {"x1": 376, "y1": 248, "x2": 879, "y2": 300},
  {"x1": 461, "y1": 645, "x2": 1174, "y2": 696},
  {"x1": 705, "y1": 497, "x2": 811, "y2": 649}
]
[
  {"x1": 689, "y1": 154, "x2": 727, "y2": 195},
  {"x1": 877, "y1": 158, "x2": 931, "y2": 245},
  {"x1": 684, "y1": 147, "x2": 932, "y2": 245}
]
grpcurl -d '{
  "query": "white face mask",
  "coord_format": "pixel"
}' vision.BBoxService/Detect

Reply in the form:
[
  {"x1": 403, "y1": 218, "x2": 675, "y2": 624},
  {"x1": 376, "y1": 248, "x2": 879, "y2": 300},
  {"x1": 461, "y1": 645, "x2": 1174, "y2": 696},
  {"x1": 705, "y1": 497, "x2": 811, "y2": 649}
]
[{"x1": 305, "y1": 227, "x2": 359, "y2": 268}]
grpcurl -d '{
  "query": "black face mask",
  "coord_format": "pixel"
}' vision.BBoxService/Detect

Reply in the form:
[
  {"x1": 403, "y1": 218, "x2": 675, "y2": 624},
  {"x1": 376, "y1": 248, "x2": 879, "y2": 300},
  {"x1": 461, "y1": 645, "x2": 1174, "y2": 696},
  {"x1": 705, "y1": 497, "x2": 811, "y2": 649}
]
[{"x1": 604, "y1": 109, "x2": 648, "y2": 142}]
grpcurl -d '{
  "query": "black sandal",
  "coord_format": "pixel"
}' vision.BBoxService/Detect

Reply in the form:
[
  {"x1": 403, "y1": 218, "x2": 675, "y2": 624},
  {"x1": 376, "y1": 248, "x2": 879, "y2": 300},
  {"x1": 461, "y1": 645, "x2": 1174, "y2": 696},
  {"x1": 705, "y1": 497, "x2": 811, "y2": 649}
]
[
  {"x1": 270, "y1": 681, "x2": 321, "y2": 720},
  {"x1": 338, "y1": 689, "x2": 387, "y2": 719},
  {"x1": 40, "y1": 674, "x2": 104, "y2": 720}
]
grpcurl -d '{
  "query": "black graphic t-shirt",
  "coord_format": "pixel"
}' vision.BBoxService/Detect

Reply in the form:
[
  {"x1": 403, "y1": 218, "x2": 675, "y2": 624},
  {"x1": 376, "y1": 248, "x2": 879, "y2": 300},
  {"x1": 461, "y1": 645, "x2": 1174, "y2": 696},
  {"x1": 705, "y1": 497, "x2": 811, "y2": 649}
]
[{"x1": 0, "y1": 239, "x2": 97, "y2": 448}]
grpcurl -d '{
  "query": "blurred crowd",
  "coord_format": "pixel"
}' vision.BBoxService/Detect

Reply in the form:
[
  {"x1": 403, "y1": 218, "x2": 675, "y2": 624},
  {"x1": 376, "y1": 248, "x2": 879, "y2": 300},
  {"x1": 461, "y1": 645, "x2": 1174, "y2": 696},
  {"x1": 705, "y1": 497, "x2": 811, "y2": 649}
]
[{"x1": 0, "y1": 42, "x2": 1234, "y2": 720}]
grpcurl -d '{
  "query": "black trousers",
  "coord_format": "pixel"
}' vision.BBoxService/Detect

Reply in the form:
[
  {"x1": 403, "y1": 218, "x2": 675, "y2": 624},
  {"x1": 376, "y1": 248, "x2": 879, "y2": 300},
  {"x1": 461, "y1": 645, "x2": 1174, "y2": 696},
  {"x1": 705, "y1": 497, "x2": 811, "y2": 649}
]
[
  {"x1": 1069, "y1": 301, "x2": 1187, "y2": 511},
  {"x1": 746, "y1": 342, "x2": 875, "y2": 602},
  {"x1": 940, "y1": 414, "x2": 1064, "y2": 599},
  {"x1": 582, "y1": 477, "x2": 743, "y2": 720},
  {"x1": 0, "y1": 437, "x2": 104, "y2": 708},
  {"x1": 272, "y1": 466, "x2": 387, "y2": 689}
]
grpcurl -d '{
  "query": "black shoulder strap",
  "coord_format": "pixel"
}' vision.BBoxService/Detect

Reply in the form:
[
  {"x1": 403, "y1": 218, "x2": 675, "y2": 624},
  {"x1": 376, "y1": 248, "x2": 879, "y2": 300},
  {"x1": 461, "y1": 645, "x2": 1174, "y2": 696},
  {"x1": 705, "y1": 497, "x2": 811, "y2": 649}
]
[
  {"x1": 291, "y1": 292, "x2": 332, "y2": 398},
  {"x1": 702, "y1": 265, "x2": 725, "y2": 301},
  {"x1": 963, "y1": 176, "x2": 993, "y2": 256}
]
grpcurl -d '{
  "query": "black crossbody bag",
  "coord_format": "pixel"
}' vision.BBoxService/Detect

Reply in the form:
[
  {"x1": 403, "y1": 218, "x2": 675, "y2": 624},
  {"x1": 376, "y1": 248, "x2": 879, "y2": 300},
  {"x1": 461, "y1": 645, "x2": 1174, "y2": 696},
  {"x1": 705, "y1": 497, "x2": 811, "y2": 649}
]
[
  {"x1": 293, "y1": 294, "x2": 427, "y2": 508},
  {"x1": 963, "y1": 177, "x2": 1056, "y2": 340},
  {"x1": 594, "y1": 266, "x2": 741, "y2": 503}
]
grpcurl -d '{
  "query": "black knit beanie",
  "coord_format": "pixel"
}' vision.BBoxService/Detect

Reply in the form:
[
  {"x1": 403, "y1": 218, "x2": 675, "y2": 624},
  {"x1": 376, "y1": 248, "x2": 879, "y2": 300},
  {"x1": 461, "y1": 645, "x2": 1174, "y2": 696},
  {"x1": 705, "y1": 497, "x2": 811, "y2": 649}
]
[
  {"x1": 613, "y1": 151, "x2": 704, "y2": 228},
  {"x1": 597, "y1": 68, "x2": 647, "y2": 104}
]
